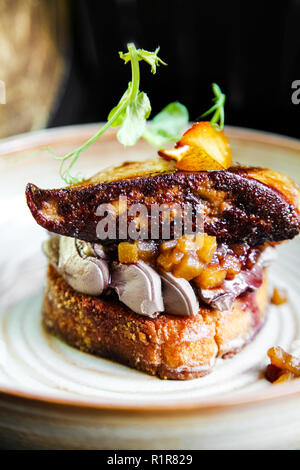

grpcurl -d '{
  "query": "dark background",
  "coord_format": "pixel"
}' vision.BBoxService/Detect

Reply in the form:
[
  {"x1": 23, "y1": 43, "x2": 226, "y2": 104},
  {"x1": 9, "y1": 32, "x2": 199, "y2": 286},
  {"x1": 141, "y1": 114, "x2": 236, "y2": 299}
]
[{"x1": 48, "y1": 0, "x2": 300, "y2": 139}]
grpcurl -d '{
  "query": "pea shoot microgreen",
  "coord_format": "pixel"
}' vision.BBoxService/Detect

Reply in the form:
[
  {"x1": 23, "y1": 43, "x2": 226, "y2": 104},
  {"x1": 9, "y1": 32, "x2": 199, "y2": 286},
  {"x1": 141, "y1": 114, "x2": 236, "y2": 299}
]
[
  {"x1": 199, "y1": 83, "x2": 226, "y2": 130},
  {"x1": 143, "y1": 102, "x2": 189, "y2": 148},
  {"x1": 52, "y1": 43, "x2": 188, "y2": 185}
]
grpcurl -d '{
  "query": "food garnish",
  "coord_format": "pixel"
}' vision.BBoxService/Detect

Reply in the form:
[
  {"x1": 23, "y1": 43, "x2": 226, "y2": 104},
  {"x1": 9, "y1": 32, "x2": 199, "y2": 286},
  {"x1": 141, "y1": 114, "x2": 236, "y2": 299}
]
[
  {"x1": 157, "y1": 234, "x2": 224, "y2": 284},
  {"x1": 50, "y1": 43, "x2": 188, "y2": 184},
  {"x1": 118, "y1": 240, "x2": 158, "y2": 264},
  {"x1": 48, "y1": 42, "x2": 231, "y2": 182},
  {"x1": 266, "y1": 346, "x2": 300, "y2": 384},
  {"x1": 271, "y1": 287, "x2": 288, "y2": 305},
  {"x1": 143, "y1": 101, "x2": 189, "y2": 148},
  {"x1": 158, "y1": 84, "x2": 232, "y2": 171}
]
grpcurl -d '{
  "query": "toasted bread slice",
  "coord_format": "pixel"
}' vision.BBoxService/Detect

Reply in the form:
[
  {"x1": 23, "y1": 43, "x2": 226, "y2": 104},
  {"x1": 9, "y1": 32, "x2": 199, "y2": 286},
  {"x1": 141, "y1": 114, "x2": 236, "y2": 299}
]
[
  {"x1": 26, "y1": 160, "x2": 300, "y2": 246},
  {"x1": 43, "y1": 264, "x2": 268, "y2": 380}
]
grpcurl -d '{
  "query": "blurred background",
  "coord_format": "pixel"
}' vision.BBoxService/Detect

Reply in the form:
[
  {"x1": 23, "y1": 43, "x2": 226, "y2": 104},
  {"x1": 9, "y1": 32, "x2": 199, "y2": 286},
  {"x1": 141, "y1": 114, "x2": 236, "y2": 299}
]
[{"x1": 0, "y1": 0, "x2": 299, "y2": 139}]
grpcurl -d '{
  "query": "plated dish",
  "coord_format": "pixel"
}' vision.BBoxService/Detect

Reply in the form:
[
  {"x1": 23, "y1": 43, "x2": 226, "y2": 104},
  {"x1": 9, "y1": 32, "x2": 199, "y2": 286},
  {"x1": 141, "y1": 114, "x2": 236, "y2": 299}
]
[
  {"x1": 22, "y1": 45, "x2": 300, "y2": 382},
  {"x1": 0, "y1": 125, "x2": 300, "y2": 450},
  {"x1": 0, "y1": 44, "x2": 300, "y2": 449}
]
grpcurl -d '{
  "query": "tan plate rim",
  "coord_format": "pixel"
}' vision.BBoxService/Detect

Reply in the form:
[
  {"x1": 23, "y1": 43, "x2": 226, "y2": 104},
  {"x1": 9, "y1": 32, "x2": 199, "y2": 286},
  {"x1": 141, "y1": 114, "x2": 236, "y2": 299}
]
[{"x1": 0, "y1": 123, "x2": 300, "y2": 412}]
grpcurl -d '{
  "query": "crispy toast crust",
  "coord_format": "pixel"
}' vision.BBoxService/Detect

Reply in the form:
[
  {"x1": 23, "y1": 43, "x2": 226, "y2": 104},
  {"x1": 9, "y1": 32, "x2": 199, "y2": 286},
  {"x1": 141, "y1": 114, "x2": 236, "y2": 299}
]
[
  {"x1": 43, "y1": 264, "x2": 268, "y2": 380},
  {"x1": 26, "y1": 161, "x2": 300, "y2": 246}
]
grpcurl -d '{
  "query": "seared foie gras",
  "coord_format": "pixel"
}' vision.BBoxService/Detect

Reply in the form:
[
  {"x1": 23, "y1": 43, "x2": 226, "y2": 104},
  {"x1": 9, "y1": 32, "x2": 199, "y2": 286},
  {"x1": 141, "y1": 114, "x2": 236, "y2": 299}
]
[{"x1": 26, "y1": 161, "x2": 300, "y2": 246}]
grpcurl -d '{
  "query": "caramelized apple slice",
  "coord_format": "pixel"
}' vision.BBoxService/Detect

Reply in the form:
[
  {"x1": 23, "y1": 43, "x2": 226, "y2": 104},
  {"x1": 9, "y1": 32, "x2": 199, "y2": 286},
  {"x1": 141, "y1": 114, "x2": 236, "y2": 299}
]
[
  {"x1": 159, "y1": 121, "x2": 232, "y2": 171},
  {"x1": 267, "y1": 346, "x2": 300, "y2": 377}
]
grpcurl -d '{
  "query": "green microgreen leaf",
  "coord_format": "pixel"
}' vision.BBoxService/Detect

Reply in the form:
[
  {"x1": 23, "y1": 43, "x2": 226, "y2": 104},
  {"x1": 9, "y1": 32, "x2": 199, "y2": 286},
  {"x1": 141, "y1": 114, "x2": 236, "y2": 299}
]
[
  {"x1": 143, "y1": 101, "x2": 189, "y2": 148},
  {"x1": 119, "y1": 46, "x2": 167, "y2": 74},
  {"x1": 117, "y1": 92, "x2": 151, "y2": 145}
]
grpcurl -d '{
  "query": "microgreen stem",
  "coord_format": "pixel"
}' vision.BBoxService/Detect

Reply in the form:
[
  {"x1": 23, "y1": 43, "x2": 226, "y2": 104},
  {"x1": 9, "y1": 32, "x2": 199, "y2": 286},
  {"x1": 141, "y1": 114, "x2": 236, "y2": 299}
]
[
  {"x1": 128, "y1": 43, "x2": 140, "y2": 103},
  {"x1": 57, "y1": 99, "x2": 129, "y2": 183},
  {"x1": 199, "y1": 83, "x2": 226, "y2": 131}
]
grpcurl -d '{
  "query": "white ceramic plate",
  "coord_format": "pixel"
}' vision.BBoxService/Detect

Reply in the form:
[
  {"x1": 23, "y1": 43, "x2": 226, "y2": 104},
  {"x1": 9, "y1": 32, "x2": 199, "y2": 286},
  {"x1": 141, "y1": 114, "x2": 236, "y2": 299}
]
[{"x1": 0, "y1": 124, "x2": 300, "y2": 449}]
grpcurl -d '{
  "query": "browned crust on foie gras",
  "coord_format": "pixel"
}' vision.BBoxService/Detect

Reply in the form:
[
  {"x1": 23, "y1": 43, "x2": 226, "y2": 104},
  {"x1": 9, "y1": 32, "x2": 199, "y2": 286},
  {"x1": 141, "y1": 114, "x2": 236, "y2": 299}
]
[
  {"x1": 26, "y1": 161, "x2": 300, "y2": 246},
  {"x1": 42, "y1": 264, "x2": 269, "y2": 380}
]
